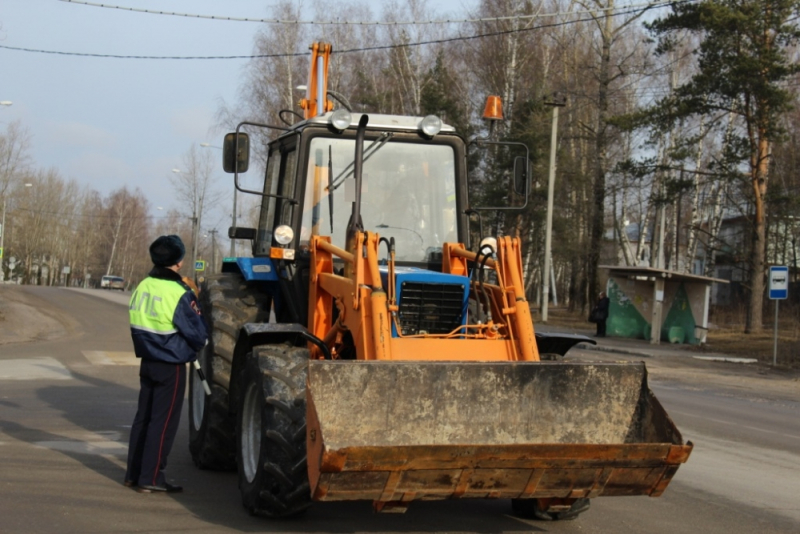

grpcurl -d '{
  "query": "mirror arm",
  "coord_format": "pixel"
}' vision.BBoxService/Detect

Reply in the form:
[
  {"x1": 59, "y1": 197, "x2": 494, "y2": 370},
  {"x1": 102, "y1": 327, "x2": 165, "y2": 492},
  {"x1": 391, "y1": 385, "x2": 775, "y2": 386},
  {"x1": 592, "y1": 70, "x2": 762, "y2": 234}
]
[
  {"x1": 232, "y1": 123, "x2": 299, "y2": 203},
  {"x1": 233, "y1": 121, "x2": 293, "y2": 198}
]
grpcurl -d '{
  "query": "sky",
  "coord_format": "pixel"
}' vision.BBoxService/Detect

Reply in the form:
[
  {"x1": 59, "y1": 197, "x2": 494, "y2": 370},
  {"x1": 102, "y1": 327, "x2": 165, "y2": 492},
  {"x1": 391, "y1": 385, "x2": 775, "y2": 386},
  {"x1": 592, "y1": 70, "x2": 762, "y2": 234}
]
[{"x1": 0, "y1": 0, "x2": 475, "y2": 240}]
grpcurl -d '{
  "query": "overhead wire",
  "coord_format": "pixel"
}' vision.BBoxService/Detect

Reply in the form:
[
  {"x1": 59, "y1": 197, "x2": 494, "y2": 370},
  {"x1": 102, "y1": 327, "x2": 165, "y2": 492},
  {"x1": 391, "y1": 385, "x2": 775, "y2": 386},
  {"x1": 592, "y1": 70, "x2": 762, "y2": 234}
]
[
  {"x1": 57, "y1": 0, "x2": 685, "y2": 26},
  {"x1": 2, "y1": 1, "x2": 692, "y2": 60},
  {"x1": 10, "y1": 207, "x2": 175, "y2": 220}
]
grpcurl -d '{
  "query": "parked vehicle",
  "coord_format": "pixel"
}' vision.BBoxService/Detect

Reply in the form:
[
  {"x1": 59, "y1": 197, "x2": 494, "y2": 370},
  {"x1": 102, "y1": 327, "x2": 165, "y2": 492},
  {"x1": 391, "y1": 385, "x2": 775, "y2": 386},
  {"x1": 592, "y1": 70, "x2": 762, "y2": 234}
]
[{"x1": 100, "y1": 275, "x2": 125, "y2": 291}]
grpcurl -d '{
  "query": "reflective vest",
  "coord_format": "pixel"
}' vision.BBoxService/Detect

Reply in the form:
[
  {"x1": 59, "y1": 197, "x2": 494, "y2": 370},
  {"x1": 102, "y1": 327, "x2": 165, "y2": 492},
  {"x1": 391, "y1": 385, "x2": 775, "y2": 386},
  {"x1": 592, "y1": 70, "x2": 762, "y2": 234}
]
[
  {"x1": 129, "y1": 277, "x2": 185, "y2": 335},
  {"x1": 128, "y1": 274, "x2": 206, "y2": 364}
]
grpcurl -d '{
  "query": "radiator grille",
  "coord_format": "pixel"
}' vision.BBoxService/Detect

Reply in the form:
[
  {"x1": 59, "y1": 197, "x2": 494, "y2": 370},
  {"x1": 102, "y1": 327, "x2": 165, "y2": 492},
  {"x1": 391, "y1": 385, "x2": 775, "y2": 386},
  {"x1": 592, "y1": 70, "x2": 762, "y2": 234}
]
[{"x1": 397, "y1": 282, "x2": 465, "y2": 336}]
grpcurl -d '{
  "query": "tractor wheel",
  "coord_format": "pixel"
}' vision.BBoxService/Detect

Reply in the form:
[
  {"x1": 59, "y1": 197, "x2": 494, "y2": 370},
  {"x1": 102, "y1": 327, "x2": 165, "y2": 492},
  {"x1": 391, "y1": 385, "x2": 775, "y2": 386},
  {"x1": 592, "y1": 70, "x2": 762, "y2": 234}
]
[
  {"x1": 237, "y1": 344, "x2": 311, "y2": 518},
  {"x1": 511, "y1": 497, "x2": 591, "y2": 521},
  {"x1": 189, "y1": 273, "x2": 270, "y2": 471}
]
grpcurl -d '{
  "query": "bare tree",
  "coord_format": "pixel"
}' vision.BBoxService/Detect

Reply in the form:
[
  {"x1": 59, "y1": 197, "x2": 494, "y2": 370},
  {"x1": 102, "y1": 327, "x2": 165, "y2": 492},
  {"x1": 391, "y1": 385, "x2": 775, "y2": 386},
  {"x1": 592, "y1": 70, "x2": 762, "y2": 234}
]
[
  {"x1": 0, "y1": 120, "x2": 32, "y2": 199},
  {"x1": 170, "y1": 146, "x2": 224, "y2": 272}
]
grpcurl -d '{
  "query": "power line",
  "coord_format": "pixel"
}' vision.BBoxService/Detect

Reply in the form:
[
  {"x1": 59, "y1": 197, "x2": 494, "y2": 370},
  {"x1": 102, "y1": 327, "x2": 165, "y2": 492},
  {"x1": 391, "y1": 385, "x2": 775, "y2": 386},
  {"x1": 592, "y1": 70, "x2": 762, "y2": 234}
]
[
  {"x1": 0, "y1": 44, "x2": 266, "y2": 60},
  {"x1": 58, "y1": 0, "x2": 682, "y2": 27},
  {"x1": 10, "y1": 207, "x2": 173, "y2": 220},
  {"x1": 2, "y1": 2, "x2": 688, "y2": 60}
]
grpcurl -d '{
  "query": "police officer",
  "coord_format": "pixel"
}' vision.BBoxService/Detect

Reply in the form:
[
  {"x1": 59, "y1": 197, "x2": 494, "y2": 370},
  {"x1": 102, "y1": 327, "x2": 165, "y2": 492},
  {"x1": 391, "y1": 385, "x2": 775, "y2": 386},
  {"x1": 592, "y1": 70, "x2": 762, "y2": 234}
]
[{"x1": 125, "y1": 235, "x2": 208, "y2": 493}]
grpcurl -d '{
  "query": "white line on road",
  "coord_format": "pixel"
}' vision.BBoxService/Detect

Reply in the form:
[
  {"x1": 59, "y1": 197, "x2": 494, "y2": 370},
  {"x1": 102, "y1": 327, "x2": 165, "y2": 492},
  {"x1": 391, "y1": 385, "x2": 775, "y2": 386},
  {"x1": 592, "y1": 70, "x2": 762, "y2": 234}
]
[
  {"x1": 82, "y1": 350, "x2": 137, "y2": 366},
  {"x1": 33, "y1": 430, "x2": 128, "y2": 458},
  {"x1": 0, "y1": 357, "x2": 72, "y2": 380},
  {"x1": 675, "y1": 431, "x2": 800, "y2": 523},
  {"x1": 671, "y1": 409, "x2": 800, "y2": 440}
]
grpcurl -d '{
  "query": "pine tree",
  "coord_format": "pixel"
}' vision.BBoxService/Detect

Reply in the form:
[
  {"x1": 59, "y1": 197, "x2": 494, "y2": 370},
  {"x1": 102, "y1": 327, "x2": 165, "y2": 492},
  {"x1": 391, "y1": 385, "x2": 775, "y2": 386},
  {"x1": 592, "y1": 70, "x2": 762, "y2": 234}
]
[{"x1": 646, "y1": 0, "x2": 800, "y2": 332}]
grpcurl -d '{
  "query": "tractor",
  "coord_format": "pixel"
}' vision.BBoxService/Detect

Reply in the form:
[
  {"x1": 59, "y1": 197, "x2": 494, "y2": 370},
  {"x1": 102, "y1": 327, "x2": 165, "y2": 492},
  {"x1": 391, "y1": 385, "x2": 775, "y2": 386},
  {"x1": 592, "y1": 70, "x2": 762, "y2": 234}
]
[{"x1": 189, "y1": 42, "x2": 691, "y2": 520}]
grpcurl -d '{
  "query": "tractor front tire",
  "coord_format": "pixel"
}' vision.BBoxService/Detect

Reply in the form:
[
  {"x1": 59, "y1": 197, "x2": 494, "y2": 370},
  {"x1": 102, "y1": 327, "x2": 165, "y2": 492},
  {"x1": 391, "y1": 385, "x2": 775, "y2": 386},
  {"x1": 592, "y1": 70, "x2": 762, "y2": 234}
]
[
  {"x1": 237, "y1": 344, "x2": 311, "y2": 518},
  {"x1": 189, "y1": 273, "x2": 270, "y2": 471},
  {"x1": 189, "y1": 342, "x2": 237, "y2": 470}
]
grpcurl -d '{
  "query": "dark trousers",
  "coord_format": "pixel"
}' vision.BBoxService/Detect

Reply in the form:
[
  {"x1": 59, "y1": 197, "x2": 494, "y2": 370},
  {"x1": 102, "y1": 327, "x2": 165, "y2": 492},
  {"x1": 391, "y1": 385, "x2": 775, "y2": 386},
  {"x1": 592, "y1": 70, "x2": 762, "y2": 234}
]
[
  {"x1": 596, "y1": 320, "x2": 607, "y2": 337},
  {"x1": 125, "y1": 359, "x2": 187, "y2": 487}
]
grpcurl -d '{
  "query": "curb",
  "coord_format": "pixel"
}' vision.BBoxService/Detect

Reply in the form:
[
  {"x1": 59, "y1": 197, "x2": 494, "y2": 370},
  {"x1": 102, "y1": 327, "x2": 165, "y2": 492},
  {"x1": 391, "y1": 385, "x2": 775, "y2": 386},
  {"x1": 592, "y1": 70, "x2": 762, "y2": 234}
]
[
  {"x1": 577, "y1": 342, "x2": 655, "y2": 359},
  {"x1": 693, "y1": 356, "x2": 758, "y2": 364}
]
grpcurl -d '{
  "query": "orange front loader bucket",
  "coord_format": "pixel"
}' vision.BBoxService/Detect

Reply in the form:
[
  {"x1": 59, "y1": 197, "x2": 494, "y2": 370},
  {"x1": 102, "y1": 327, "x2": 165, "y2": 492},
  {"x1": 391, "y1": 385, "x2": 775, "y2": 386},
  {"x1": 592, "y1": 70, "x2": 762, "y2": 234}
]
[{"x1": 306, "y1": 360, "x2": 692, "y2": 510}]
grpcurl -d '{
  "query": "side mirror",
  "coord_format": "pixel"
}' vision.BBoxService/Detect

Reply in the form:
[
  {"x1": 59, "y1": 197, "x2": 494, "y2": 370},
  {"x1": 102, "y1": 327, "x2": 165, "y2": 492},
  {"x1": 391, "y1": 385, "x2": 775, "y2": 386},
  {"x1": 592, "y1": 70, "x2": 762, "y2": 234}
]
[
  {"x1": 228, "y1": 226, "x2": 257, "y2": 240},
  {"x1": 513, "y1": 156, "x2": 528, "y2": 196},
  {"x1": 223, "y1": 132, "x2": 250, "y2": 173}
]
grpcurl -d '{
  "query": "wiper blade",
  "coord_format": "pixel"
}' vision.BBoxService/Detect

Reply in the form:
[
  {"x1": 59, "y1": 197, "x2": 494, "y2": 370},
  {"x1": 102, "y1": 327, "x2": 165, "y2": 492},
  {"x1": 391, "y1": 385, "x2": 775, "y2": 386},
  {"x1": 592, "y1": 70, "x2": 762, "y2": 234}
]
[{"x1": 328, "y1": 132, "x2": 393, "y2": 192}]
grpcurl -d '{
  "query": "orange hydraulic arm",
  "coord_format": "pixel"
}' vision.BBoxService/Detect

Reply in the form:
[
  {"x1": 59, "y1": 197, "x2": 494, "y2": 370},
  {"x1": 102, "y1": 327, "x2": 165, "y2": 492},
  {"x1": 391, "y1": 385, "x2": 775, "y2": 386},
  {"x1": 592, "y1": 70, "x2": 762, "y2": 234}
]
[
  {"x1": 307, "y1": 232, "x2": 539, "y2": 362},
  {"x1": 300, "y1": 42, "x2": 334, "y2": 119},
  {"x1": 443, "y1": 238, "x2": 539, "y2": 361}
]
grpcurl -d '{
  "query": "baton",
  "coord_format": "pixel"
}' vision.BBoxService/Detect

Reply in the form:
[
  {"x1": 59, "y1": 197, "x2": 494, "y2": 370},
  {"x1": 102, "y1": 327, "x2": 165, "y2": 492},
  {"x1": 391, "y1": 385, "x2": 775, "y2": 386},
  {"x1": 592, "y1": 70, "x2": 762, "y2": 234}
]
[{"x1": 193, "y1": 360, "x2": 212, "y2": 396}]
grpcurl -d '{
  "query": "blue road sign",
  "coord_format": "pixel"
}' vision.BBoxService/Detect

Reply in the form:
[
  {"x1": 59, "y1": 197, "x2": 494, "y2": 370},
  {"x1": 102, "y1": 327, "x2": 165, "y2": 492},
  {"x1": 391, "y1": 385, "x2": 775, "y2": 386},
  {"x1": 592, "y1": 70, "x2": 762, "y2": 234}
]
[
  {"x1": 195, "y1": 260, "x2": 206, "y2": 272},
  {"x1": 768, "y1": 266, "x2": 788, "y2": 300}
]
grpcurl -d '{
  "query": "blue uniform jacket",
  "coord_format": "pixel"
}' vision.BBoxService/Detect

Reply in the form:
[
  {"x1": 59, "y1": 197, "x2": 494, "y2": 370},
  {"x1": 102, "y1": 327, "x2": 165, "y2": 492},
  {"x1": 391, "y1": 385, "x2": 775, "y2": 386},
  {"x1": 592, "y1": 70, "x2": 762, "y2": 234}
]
[{"x1": 129, "y1": 266, "x2": 208, "y2": 364}]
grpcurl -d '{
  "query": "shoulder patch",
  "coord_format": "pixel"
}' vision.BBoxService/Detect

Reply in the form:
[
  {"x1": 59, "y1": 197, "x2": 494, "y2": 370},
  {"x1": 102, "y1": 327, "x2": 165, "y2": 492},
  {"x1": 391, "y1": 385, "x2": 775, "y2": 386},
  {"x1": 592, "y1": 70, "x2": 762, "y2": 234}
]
[{"x1": 191, "y1": 300, "x2": 202, "y2": 315}]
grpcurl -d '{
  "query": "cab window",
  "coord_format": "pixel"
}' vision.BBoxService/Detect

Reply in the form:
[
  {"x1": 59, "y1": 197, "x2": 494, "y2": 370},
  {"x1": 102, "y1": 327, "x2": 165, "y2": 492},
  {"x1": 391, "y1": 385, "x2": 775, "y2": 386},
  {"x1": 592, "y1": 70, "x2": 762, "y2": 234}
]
[{"x1": 256, "y1": 142, "x2": 297, "y2": 255}]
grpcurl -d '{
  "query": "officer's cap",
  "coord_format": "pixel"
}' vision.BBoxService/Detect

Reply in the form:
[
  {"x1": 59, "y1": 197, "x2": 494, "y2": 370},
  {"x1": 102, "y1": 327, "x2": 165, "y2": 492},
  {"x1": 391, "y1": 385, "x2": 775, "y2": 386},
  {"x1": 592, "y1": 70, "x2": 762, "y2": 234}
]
[{"x1": 149, "y1": 235, "x2": 186, "y2": 267}]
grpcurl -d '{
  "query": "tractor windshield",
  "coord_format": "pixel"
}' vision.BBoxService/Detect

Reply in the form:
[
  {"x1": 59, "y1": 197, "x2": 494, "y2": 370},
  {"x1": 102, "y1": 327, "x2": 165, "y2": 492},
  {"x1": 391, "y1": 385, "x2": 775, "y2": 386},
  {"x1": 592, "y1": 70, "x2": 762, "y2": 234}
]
[{"x1": 300, "y1": 136, "x2": 457, "y2": 262}]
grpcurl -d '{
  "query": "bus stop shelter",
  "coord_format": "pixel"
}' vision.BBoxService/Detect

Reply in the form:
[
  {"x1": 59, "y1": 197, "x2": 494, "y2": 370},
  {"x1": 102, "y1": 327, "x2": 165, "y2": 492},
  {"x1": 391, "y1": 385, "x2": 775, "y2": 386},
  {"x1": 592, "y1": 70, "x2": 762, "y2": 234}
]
[{"x1": 600, "y1": 266, "x2": 728, "y2": 345}]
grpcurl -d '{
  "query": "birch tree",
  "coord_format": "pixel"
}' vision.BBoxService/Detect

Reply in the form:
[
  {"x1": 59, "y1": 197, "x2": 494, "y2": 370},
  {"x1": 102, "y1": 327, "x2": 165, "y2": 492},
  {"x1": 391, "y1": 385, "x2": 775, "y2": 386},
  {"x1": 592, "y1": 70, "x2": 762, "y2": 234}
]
[{"x1": 646, "y1": 0, "x2": 800, "y2": 332}]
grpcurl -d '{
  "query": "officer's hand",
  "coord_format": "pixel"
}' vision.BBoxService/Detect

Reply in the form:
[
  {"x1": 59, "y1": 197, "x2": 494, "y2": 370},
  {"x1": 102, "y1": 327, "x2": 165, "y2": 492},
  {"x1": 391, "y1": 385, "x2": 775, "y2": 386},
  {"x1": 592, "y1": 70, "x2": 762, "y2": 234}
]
[{"x1": 182, "y1": 276, "x2": 200, "y2": 296}]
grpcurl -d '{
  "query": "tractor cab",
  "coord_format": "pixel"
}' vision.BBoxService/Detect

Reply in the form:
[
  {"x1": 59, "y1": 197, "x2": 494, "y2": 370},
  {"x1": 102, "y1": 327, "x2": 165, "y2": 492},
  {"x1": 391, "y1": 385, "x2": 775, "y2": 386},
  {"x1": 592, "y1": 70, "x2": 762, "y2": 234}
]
[
  {"x1": 223, "y1": 111, "x2": 470, "y2": 325},
  {"x1": 230, "y1": 112, "x2": 468, "y2": 268}
]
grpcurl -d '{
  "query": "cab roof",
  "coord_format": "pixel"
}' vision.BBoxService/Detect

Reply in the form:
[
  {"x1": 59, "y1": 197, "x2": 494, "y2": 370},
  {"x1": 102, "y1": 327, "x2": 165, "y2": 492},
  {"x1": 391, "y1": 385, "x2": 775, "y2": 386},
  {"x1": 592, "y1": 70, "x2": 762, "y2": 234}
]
[{"x1": 291, "y1": 112, "x2": 457, "y2": 134}]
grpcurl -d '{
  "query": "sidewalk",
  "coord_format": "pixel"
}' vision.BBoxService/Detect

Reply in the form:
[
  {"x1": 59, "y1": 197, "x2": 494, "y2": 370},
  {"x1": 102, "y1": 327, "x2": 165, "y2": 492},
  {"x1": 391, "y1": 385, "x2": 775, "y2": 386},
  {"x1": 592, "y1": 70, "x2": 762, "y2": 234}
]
[{"x1": 534, "y1": 323, "x2": 758, "y2": 364}]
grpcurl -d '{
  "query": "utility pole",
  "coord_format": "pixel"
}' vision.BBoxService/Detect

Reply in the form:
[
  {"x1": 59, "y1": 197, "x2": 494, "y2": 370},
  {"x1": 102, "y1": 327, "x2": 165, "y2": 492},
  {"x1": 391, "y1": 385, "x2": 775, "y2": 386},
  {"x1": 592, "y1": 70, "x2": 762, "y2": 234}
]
[
  {"x1": 191, "y1": 213, "x2": 198, "y2": 283},
  {"x1": 208, "y1": 229, "x2": 218, "y2": 275},
  {"x1": 200, "y1": 143, "x2": 233, "y2": 257},
  {"x1": 541, "y1": 93, "x2": 567, "y2": 323},
  {"x1": 0, "y1": 102, "x2": 13, "y2": 281},
  {"x1": 0, "y1": 197, "x2": 6, "y2": 283}
]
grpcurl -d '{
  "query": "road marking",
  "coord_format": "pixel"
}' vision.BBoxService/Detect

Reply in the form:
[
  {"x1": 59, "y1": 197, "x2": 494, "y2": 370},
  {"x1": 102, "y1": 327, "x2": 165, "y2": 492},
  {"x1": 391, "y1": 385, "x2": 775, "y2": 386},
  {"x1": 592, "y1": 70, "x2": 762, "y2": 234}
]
[
  {"x1": 34, "y1": 430, "x2": 128, "y2": 457},
  {"x1": 675, "y1": 431, "x2": 800, "y2": 523},
  {"x1": 0, "y1": 357, "x2": 72, "y2": 380},
  {"x1": 670, "y1": 409, "x2": 800, "y2": 440},
  {"x1": 82, "y1": 350, "x2": 137, "y2": 366}
]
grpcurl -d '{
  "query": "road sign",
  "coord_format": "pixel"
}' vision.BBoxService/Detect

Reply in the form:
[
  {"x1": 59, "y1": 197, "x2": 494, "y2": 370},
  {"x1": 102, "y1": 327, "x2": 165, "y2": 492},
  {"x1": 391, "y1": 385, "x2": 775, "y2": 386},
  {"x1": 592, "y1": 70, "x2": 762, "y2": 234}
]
[
  {"x1": 195, "y1": 260, "x2": 205, "y2": 272},
  {"x1": 0, "y1": 247, "x2": 3, "y2": 259},
  {"x1": 768, "y1": 266, "x2": 788, "y2": 300}
]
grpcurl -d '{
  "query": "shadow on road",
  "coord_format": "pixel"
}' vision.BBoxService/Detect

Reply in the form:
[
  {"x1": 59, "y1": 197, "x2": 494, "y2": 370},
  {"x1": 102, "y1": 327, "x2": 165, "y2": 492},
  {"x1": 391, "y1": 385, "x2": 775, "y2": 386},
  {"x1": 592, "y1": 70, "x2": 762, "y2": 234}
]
[{"x1": 3, "y1": 368, "x2": 549, "y2": 533}]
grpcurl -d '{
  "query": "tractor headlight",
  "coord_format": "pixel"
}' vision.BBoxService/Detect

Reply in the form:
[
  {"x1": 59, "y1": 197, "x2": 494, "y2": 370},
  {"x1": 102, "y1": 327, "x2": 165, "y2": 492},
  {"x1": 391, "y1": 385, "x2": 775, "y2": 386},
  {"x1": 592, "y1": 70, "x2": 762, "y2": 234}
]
[
  {"x1": 329, "y1": 109, "x2": 352, "y2": 133},
  {"x1": 274, "y1": 225, "x2": 294, "y2": 245},
  {"x1": 419, "y1": 115, "x2": 442, "y2": 138}
]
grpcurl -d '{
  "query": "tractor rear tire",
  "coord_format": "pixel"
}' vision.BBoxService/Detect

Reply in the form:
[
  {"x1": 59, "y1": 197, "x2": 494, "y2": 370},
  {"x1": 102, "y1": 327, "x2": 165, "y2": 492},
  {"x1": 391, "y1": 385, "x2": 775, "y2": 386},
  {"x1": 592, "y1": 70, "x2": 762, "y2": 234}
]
[
  {"x1": 511, "y1": 497, "x2": 590, "y2": 521},
  {"x1": 237, "y1": 344, "x2": 311, "y2": 518},
  {"x1": 189, "y1": 273, "x2": 270, "y2": 471}
]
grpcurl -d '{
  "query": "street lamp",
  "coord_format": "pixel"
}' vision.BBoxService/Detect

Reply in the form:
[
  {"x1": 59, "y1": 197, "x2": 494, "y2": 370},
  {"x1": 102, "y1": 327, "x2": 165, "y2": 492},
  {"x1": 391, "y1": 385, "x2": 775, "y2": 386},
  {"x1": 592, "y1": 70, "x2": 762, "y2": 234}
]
[
  {"x1": 172, "y1": 168, "x2": 199, "y2": 282},
  {"x1": 0, "y1": 101, "x2": 12, "y2": 107},
  {"x1": 201, "y1": 142, "x2": 236, "y2": 257}
]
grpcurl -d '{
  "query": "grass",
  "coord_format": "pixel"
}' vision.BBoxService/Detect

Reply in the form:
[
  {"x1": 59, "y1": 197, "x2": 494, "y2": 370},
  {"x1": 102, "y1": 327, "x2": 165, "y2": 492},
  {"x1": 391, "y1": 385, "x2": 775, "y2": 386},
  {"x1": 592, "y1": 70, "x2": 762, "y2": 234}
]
[{"x1": 537, "y1": 306, "x2": 800, "y2": 369}]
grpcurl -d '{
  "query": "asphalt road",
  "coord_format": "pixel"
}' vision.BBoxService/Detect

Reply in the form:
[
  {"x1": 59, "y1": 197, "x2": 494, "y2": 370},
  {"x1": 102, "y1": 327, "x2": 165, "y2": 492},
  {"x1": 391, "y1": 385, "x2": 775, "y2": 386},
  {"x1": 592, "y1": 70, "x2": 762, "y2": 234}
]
[{"x1": 0, "y1": 286, "x2": 798, "y2": 533}]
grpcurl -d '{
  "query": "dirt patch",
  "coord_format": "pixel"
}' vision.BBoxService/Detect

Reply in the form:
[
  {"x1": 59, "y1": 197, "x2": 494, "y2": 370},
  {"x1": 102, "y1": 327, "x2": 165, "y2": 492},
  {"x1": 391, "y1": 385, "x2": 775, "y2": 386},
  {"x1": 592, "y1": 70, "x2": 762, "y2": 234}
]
[
  {"x1": 565, "y1": 349, "x2": 800, "y2": 402},
  {"x1": 535, "y1": 307, "x2": 800, "y2": 401},
  {"x1": 0, "y1": 285, "x2": 78, "y2": 345},
  {"x1": 539, "y1": 307, "x2": 800, "y2": 369}
]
